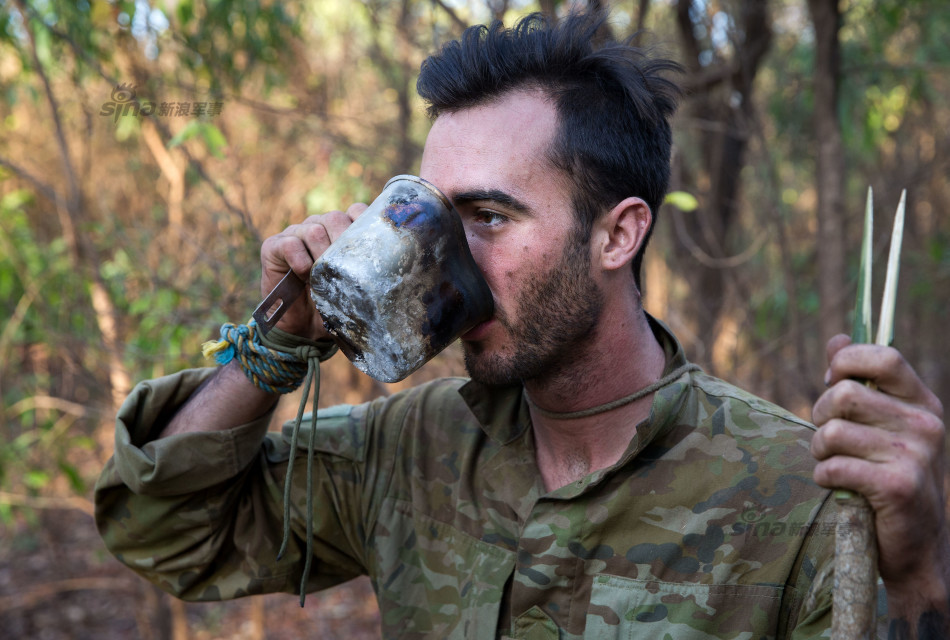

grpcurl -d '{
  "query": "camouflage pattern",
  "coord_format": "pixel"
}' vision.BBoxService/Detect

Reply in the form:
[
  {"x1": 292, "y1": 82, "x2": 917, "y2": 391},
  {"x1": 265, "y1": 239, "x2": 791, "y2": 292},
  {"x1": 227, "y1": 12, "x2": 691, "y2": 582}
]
[{"x1": 96, "y1": 317, "x2": 853, "y2": 638}]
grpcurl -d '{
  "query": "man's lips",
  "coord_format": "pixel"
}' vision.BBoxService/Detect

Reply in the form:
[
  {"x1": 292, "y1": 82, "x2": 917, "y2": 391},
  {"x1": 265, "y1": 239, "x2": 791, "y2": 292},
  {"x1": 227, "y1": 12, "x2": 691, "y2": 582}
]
[{"x1": 461, "y1": 317, "x2": 496, "y2": 341}]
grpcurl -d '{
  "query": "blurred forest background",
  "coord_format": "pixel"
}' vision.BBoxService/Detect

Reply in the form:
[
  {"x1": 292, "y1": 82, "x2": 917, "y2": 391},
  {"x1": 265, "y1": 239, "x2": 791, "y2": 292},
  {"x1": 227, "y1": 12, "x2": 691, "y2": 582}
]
[{"x1": 0, "y1": 0, "x2": 947, "y2": 638}]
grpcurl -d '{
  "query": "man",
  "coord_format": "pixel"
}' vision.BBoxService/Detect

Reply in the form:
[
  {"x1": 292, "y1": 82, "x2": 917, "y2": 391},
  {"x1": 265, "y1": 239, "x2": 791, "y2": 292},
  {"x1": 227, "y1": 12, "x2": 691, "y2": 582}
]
[{"x1": 96, "y1": 12, "x2": 948, "y2": 639}]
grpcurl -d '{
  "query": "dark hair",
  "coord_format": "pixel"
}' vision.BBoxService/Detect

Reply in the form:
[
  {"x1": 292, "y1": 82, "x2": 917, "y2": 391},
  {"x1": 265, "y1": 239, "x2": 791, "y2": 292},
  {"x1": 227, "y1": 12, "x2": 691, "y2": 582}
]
[{"x1": 417, "y1": 11, "x2": 681, "y2": 292}]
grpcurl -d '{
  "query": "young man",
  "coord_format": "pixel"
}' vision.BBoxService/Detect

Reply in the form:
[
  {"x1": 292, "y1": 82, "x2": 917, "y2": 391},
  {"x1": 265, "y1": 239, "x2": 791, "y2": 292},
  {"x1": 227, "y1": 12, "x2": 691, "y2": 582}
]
[{"x1": 96, "y1": 12, "x2": 947, "y2": 639}]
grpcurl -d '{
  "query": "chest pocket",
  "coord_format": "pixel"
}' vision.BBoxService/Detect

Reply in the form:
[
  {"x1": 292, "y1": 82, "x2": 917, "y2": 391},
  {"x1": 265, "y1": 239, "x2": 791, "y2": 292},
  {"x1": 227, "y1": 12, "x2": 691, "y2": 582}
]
[
  {"x1": 373, "y1": 499, "x2": 516, "y2": 639},
  {"x1": 585, "y1": 575, "x2": 783, "y2": 639}
]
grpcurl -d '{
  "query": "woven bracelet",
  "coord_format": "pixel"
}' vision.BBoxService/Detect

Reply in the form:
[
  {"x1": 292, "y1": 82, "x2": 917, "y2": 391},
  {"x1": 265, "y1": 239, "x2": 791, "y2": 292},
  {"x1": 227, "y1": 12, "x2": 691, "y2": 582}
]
[{"x1": 202, "y1": 319, "x2": 320, "y2": 394}]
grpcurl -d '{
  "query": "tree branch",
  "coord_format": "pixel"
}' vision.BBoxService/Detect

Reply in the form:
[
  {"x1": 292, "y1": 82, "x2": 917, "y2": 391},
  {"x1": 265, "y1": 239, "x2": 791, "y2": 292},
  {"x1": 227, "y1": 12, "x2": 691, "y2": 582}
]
[
  {"x1": 22, "y1": 5, "x2": 257, "y2": 240},
  {"x1": 7, "y1": 394, "x2": 97, "y2": 418},
  {"x1": 0, "y1": 156, "x2": 59, "y2": 205},
  {"x1": 0, "y1": 577, "x2": 133, "y2": 612},
  {"x1": 430, "y1": 0, "x2": 468, "y2": 33},
  {"x1": 0, "y1": 491, "x2": 94, "y2": 517},
  {"x1": 675, "y1": 0, "x2": 703, "y2": 71},
  {"x1": 670, "y1": 206, "x2": 768, "y2": 268},
  {"x1": 11, "y1": 0, "x2": 82, "y2": 238},
  {"x1": 634, "y1": 0, "x2": 651, "y2": 37}
]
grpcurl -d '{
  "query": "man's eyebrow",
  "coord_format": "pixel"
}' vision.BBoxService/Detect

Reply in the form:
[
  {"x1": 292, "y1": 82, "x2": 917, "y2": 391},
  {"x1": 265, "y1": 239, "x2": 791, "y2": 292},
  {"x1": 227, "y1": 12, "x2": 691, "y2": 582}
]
[{"x1": 451, "y1": 189, "x2": 532, "y2": 214}]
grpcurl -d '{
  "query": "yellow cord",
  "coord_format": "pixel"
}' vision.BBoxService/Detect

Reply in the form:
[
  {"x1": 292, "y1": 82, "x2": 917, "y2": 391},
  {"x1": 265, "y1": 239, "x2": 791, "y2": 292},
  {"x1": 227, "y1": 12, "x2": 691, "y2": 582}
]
[{"x1": 201, "y1": 338, "x2": 230, "y2": 359}]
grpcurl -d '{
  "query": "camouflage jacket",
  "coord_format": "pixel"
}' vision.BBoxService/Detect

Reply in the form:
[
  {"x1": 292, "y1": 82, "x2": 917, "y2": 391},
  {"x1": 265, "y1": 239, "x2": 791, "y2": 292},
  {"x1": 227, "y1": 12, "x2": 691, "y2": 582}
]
[{"x1": 96, "y1": 318, "x2": 843, "y2": 639}]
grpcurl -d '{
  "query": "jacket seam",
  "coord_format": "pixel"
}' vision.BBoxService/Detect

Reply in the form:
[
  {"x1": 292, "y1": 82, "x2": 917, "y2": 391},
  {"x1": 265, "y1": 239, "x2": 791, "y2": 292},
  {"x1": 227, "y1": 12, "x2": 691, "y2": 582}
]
[{"x1": 690, "y1": 377, "x2": 817, "y2": 433}]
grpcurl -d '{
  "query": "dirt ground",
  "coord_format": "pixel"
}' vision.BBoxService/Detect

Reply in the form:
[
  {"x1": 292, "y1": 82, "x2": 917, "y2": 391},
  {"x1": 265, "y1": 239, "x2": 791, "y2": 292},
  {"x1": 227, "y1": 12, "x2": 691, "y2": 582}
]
[{"x1": 0, "y1": 507, "x2": 381, "y2": 640}]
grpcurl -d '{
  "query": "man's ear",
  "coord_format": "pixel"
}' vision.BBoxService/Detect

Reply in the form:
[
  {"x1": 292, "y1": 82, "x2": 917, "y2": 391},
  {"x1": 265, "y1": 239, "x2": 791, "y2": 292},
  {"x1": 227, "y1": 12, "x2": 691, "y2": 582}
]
[{"x1": 595, "y1": 197, "x2": 653, "y2": 272}]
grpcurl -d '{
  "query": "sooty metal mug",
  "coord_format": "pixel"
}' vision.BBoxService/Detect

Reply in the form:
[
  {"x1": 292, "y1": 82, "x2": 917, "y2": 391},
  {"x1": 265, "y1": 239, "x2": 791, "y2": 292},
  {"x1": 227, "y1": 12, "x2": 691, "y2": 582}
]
[{"x1": 255, "y1": 175, "x2": 494, "y2": 383}]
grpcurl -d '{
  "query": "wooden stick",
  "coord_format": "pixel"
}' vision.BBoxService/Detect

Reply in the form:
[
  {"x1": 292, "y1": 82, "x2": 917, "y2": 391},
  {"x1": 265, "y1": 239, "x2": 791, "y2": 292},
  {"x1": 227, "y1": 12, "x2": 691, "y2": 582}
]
[
  {"x1": 832, "y1": 188, "x2": 905, "y2": 639},
  {"x1": 833, "y1": 493, "x2": 878, "y2": 639}
]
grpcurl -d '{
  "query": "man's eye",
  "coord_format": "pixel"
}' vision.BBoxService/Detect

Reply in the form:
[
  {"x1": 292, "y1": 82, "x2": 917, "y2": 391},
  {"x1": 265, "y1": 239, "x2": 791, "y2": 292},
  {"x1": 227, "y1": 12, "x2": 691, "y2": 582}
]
[{"x1": 474, "y1": 210, "x2": 508, "y2": 226}]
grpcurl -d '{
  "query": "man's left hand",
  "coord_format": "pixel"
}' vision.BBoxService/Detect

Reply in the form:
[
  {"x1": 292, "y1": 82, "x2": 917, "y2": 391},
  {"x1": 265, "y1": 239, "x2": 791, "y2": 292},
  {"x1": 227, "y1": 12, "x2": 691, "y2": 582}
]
[{"x1": 811, "y1": 334, "x2": 948, "y2": 628}]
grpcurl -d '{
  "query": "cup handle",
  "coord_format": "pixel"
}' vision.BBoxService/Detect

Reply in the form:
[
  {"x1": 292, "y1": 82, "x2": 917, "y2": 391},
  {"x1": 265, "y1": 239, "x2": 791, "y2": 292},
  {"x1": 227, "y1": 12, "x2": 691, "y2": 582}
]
[{"x1": 252, "y1": 271, "x2": 306, "y2": 336}]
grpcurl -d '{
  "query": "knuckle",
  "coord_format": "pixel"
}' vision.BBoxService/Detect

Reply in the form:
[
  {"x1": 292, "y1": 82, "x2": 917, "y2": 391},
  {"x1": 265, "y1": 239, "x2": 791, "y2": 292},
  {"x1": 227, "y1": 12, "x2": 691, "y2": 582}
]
[
  {"x1": 261, "y1": 234, "x2": 281, "y2": 251},
  {"x1": 829, "y1": 380, "x2": 865, "y2": 416},
  {"x1": 810, "y1": 395, "x2": 829, "y2": 426},
  {"x1": 327, "y1": 208, "x2": 358, "y2": 230},
  {"x1": 268, "y1": 228, "x2": 300, "y2": 249},
  {"x1": 881, "y1": 465, "x2": 922, "y2": 503},
  {"x1": 812, "y1": 384, "x2": 841, "y2": 418},
  {"x1": 809, "y1": 432, "x2": 825, "y2": 460},
  {"x1": 915, "y1": 413, "x2": 945, "y2": 446},
  {"x1": 811, "y1": 460, "x2": 831, "y2": 487},
  {"x1": 837, "y1": 378, "x2": 864, "y2": 399},
  {"x1": 345, "y1": 202, "x2": 368, "y2": 218},
  {"x1": 303, "y1": 222, "x2": 331, "y2": 245},
  {"x1": 880, "y1": 346, "x2": 905, "y2": 372},
  {"x1": 306, "y1": 212, "x2": 340, "y2": 223},
  {"x1": 813, "y1": 458, "x2": 846, "y2": 489},
  {"x1": 321, "y1": 210, "x2": 348, "y2": 223},
  {"x1": 818, "y1": 419, "x2": 847, "y2": 451},
  {"x1": 926, "y1": 392, "x2": 944, "y2": 421}
]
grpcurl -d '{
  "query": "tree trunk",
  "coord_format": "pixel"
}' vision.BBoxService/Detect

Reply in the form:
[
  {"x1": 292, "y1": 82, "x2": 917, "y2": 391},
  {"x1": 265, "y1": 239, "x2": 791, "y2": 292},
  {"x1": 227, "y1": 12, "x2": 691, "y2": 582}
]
[
  {"x1": 672, "y1": 0, "x2": 772, "y2": 370},
  {"x1": 12, "y1": 0, "x2": 130, "y2": 411},
  {"x1": 808, "y1": 0, "x2": 848, "y2": 348},
  {"x1": 538, "y1": 0, "x2": 558, "y2": 18}
]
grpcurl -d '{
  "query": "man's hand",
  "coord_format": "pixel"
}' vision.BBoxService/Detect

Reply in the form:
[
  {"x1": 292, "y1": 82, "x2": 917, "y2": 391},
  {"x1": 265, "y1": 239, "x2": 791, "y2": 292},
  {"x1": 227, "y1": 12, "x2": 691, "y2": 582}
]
[
  {"x1": 160, "y1": 204, "x2": 366, "y2": 438},
  {"x1": 260, "y1": 203, "x2": 366, "y2": 338},
  {"x1": 811, "y1": 334, "x2": 949, "y2": 633}
]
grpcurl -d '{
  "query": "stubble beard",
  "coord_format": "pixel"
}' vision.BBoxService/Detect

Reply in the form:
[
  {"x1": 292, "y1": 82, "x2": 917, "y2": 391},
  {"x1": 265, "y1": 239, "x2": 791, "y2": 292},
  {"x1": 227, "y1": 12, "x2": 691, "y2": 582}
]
[{"x1": 463, "y1": 231, "x2": 604, "y2": 386}]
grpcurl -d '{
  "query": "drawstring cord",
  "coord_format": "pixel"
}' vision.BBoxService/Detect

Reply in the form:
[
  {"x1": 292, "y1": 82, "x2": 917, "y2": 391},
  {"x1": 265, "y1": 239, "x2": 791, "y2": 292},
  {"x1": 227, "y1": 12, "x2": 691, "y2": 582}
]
[
  {"x1": 203, "y1": 319, "x2": 336, "y2": 607},
  {"x1": 275, "y1": 344, "x2": 322, "y2": 607},
  {"x1": 524, "y1": 363, "x2": 701, "y2": 420}
]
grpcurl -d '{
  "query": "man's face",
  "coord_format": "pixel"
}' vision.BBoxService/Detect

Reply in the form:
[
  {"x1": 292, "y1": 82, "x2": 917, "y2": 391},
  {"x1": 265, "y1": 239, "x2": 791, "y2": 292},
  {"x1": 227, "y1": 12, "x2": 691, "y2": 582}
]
[{"x1": 419, "y1": 90, "x2": 604, "y2": 385}]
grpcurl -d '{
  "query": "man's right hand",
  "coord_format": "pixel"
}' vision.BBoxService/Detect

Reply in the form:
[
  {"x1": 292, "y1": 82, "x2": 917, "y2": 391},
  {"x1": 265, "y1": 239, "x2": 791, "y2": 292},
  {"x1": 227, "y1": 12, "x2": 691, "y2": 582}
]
[
  {"x1": 260, "y1": 203, "x2": 367, "y2": 339},
  {"x1": 158, "y1": 204, "x2": 366, "y2": 438}
]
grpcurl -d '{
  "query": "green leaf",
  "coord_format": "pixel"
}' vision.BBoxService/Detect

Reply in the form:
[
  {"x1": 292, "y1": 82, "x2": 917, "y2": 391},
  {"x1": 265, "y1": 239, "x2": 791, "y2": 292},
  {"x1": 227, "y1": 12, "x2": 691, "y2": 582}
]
[
  {"x1": 168, "y1": 121, "x2": 227, "y2": 158},
  {"x1": 199, "y1": 123, "x2": 228, "y2": 158},
  {"x1": 176, "y1": 0, "x2": 194, "y2": 26},
  {"x1": 117, "y1": 1, "x2": 137, "y2": 20},
  {"x1": 32, "y1": 18, "x2": 53, "y2": 70},
  {"x1": 664, "y1": 191, "x2": 699, "y2": 212},
  {"x1": 58, "y1": 460, "x2": 86, "y2": 494},
  {"x1": 167, "y1": 119, "x2": 203, "y2": 148},
  {"x1": 114, "y1": 108, "x2": 140, "y2": 141},
  {"x1": 1, "y1": 189, "x2": 34, "y2": 212},
  {"x1": 24, "y1": 470, "x2": 50, "y2": 490}
]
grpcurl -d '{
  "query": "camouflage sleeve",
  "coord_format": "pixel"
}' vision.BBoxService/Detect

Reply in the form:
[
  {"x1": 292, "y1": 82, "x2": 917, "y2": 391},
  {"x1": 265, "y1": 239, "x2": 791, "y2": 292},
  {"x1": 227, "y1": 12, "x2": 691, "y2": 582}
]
[{"x1": 94, "y1": 367, "x2": 379, "y2": 601}]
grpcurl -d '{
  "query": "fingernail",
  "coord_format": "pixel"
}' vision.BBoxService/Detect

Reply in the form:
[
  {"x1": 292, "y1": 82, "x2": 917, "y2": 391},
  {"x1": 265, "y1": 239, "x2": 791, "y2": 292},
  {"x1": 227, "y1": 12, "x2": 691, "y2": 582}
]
[{"x1": 823, "y1": 369, "x2": 831, "y2": 387}]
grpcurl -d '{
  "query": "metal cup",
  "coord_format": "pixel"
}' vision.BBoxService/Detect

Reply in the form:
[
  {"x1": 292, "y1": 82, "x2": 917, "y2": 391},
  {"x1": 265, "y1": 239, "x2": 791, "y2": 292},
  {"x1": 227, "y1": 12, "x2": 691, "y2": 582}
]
[{"x1": 309, "y1": 175, "x2": 493, "y2": 382}]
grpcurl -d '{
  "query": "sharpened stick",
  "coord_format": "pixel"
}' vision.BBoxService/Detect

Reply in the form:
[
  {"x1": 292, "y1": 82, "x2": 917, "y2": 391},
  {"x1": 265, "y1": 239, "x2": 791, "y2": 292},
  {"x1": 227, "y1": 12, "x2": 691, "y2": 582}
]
[
  {"x1": 876, "y1": 190, "x2": 905, "y2": 348},
  {"x1": 832, "y1": 188, "x2": 905, "y2": 640}
]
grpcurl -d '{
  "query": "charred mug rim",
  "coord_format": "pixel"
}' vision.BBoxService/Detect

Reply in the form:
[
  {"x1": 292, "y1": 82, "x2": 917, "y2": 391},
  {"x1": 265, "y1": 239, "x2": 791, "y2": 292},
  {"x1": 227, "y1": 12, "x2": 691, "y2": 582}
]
[{"x1": 384, "y1": 174, "x2": 454, "y2": 211}]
